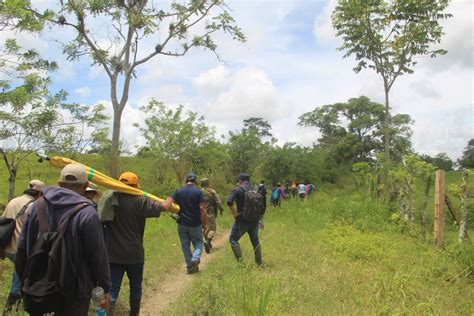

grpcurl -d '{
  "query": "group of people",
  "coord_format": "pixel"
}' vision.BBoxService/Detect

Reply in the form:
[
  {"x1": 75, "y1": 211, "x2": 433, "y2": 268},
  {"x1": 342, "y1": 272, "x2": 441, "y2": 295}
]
[
  {"x1": 270, "y1": 181, "x2": 316, "y2": 207},
  {"x1": 1, "y1": 164, "x2": 266, "y2": 316}
]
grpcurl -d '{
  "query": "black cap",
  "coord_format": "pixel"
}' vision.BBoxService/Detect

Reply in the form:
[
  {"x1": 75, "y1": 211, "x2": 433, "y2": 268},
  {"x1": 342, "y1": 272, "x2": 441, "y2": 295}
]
[
  {"x1": 186, "y1": 172, "x2": 197, "y2": 182},
  {"x1": 238, "y1": 173, "x2": 250, "y2": 181}
]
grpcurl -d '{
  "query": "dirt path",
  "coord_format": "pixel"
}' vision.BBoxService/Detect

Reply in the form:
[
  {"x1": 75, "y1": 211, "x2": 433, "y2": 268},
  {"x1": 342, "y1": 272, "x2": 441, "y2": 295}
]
[{"x1": 140, "y1": 230, "x2": 229, "y2": 315}]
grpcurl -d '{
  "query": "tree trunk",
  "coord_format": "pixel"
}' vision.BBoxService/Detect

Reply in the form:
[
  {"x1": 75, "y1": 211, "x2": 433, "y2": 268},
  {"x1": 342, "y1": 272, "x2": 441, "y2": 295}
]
[
  {"x1": 420, "y1": 176, "x2": 432, "y2": 241},
  {"x1": 383, "y1": 82, "x2": 391, "y2": 162},
  {"x1": 7, "y1": 166, "x2": 17, "y2": 202},
  {"x1": 109, "y1": 106, "x2": 123, "y2": 179},
  {"x1": 459, "y1": 169, "x2": 469, "y2": 246}
]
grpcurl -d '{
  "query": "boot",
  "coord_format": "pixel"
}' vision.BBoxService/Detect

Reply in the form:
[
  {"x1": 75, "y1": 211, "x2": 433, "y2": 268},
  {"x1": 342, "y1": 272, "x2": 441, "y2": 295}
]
[
  {"x1": 129, "y1": 298, "x2": 141, "y2": 316},
  {"x1": 3, "y1": 293, "x2": 21, "y2": 314},
  {"x1": 107, "y1": 300, "x2": 116, "y2": 316},
  {"x1": 254, "y1": 246, "x2": 262, "y2": 266},
  {"x1": 231, "y1": 244, "x2": 243, "y2": 262}
]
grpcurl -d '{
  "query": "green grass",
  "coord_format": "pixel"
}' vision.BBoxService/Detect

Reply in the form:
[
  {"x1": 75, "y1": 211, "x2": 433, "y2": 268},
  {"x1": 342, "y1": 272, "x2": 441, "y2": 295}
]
[
  {"x1": 168, "y1": 193, "x2": 473, "y2": 315},
  {"x1": 1, "y1": 156, "x2": 473, "y2": 314}
]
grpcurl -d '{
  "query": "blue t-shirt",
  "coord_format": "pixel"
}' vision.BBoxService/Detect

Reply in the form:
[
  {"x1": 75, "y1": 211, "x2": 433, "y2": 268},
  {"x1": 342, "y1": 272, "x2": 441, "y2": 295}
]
[{"x1": 172, "y1": 184, "x2": 204, "y2": 227}]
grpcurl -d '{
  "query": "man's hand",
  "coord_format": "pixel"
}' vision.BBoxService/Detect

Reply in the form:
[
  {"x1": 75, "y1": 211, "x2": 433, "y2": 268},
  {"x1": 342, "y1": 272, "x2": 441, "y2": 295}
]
[
  {"x1": 203, "y1": 225, "x2": 209, "y2": 237},
  {"x1": 162, "y1": 197, "x2": 174, "y2": 211},
  {"x1": 100, "y1": 293, "x2": 110, "y2": 310}
]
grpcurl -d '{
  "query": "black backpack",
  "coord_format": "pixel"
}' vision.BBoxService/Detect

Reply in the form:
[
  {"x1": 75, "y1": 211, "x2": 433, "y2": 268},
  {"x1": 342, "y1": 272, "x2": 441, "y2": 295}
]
[
  {"x1": 240, "y1": 186, "x2": 265, "y2": 222},
  {"x1": 21, "y1": 198, "x2": 87, "y2": 315}
]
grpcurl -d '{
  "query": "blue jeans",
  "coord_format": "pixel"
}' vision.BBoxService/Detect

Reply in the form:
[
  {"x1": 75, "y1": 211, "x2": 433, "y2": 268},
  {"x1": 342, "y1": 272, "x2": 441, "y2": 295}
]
[
  {"x1": 109, "y1": 263, "x2": 144, "y2": 302},
  {"x1": 177, "y1": 224, "x2": 203, "y2": 273},
  {"x1": 6, "y1": 253, "x2": 21, "y2": 296},
  {"x1": 229, "y1": 220, "x2": 260, "y2": 250}
]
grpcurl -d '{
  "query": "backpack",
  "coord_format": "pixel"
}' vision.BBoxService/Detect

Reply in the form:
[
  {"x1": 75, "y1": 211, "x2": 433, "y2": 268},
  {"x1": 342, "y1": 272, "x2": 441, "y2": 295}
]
[
  {"x1": 240, "y1": 186, "x2": 265, "y2": 222},
  {"x1": 0, "y1": 200, "x2": 33, "y2": 249},
  {"x1": 98, "y1": 190, "x2": 119, "y2": 222},
  {"x1": 271, "y1": 188, "x2": 279, "y2": 201},
  {"x1": 21, "y1": 198, "x2": 87, "y2": 315}
]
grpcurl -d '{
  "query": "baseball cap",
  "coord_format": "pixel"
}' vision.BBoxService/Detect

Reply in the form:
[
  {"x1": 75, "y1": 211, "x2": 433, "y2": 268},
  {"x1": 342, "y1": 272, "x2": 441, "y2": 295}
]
[
  {"x1": 200, "y1": 177, "x2": 209, "y2": 185},
  {"x1": 119, "y1": 172, "x2": 140, "y2": 188},
  {"x1": 186, "y1": 172, "x2": 197, "y2": 182},
  {"x1": 238, "y1": 173, "x2": 250, "y2": 181},
  {"x1": 28, "y1": 179, "x2": 45, "y2": 192},
  {"x1": 59, "y1": 164, "x2": 88, "y2": 184}
]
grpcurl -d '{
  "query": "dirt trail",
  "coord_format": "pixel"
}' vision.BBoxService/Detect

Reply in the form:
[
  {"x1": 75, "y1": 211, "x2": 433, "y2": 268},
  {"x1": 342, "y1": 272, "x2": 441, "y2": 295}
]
[{"x1": 140, "y1": 231, "x2": 229, "y2": 315}]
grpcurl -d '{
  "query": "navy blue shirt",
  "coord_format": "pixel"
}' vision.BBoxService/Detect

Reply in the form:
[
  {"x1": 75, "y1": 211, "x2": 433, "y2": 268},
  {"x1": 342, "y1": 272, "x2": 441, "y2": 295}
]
[
  {"x1": 172, "y1": 184, "x2": 204, "y2": 227},
  {"x1": 226, "y1": 181, "x2": 253, "y2": 222}
]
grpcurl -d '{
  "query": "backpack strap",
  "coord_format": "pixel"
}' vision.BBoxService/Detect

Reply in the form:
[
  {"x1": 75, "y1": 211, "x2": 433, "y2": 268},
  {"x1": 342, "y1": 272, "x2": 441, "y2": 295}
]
[
  {"x1": 14, "y1": 199, "x2": 34, "y2": 220},
  {"x1": 57, "y1": 203, "x2": 89, "y2": 235}
]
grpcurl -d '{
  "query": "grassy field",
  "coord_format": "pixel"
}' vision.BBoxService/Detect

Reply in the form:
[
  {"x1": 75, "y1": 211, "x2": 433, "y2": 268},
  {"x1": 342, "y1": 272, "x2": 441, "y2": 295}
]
[
  {"x1": 0, "y1": 155, "x2": 473, "y2": 314},
  {"x1": 168, "y1": 193, "x2": 473, "y2": 315}
]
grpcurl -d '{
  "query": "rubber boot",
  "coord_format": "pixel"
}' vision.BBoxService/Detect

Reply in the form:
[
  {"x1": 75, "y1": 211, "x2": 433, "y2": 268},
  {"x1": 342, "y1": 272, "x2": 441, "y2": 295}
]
[
  {"x1": 129, "y1": 298, "x2": 141, "y2": 316},
  {"x1": 3, "y1": 293, "x2": 21, "y2": 314},
  {"x1": 231, "y1": 244, "x2": 243, "y2": 262},
  {"x1": 107, "y1": 301, "x2": 116, "y2": 316},
  {"x1": 254, "y1": 246, "x2": 262, "y2": 266}
]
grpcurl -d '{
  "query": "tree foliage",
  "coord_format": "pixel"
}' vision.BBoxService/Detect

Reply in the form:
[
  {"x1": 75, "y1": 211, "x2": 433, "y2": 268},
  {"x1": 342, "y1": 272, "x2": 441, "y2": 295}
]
[
  {"x1": 420, "y1": 152, "x2": 454, "y2": 171},
  {"x1": 299, "y1": 96, "x2": 413, "y2": 164},
  {"x1": 227, "y1": 117, "x2": 274, "y2": 178},
  {"x1": 0, "y1": 39, "x2": 107, "y2": 200},
  {"x1": 136, "y1": 100, "x2": 219, "y2": 183},
  {"x1": 7, "y1": 0, "x2": 245, "y2": 177},
  {"x1": 458, "y1": 139, "x2": 474, "y2": 168}
]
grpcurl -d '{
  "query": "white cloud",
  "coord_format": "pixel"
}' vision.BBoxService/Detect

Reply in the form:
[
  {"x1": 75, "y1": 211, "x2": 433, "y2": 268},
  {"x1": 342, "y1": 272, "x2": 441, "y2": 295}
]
[
  {"x1": 193, "y1": 65, "x2": 230, "y2": 96},
  {"x1": 199, "y1": 66, "x2": 289, "y2": 123},
  {"x1": 313, "y1": 0, "x2": 338, "y2": 46},
  {"x1": 75, "y1": 87, "x2": 91, "y2": 98}
]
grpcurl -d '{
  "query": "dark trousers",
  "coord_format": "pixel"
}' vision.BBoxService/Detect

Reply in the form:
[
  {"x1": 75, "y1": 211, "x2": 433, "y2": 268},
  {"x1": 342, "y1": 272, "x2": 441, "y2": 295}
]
[
  {"x1": 109, "y1": 262, "x2": 144, "y2": 302},
  {"x1": 229, "y1": 220, "x2": 260, "y2": 250}
]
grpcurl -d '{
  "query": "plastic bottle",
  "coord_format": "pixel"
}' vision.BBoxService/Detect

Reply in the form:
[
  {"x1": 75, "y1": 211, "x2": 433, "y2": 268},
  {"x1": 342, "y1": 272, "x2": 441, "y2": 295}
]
[{"x1": 91, "y1": 286, "x2": 106, "y2": 316}]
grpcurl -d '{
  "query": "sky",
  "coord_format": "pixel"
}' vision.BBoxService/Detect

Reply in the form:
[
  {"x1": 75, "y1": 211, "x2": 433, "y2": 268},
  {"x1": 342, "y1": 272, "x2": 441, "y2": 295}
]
[{"x1": 2, "y1": 0, "x2": 473, "y2": 160}]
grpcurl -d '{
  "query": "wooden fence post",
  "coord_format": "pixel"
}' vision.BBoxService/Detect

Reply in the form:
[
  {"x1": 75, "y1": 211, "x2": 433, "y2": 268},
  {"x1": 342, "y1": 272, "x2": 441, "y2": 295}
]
[{"x1": 434, "y1": 170, "x2": 445, "y2": 248}]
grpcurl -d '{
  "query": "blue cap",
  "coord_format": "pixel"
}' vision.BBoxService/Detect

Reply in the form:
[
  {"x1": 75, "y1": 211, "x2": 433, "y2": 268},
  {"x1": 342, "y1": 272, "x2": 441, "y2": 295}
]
[
  {"x1": 238, "y1": 173, "x2": 250, "y2": 181},
  {"x1": 186, "y1": 172, "x2": 197, "y2": 182}
]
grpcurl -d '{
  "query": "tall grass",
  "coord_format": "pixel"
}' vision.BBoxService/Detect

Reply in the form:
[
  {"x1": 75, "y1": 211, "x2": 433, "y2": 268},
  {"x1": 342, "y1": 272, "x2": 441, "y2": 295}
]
[{"x1": 169, "y1": 191, "x2": 473, "y2": 315}]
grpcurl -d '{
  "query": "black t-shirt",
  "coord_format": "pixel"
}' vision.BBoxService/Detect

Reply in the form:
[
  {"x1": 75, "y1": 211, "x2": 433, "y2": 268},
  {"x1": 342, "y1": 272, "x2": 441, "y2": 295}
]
[{"x1": 106, "y1": 193, "x2": 163, "y2": 264}]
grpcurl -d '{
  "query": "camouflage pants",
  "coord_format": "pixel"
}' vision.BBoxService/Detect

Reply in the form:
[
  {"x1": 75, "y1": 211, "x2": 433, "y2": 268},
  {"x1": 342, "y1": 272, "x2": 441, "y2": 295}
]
[{"x1": 207, "y1": 212, "x2": 217, "y2": 241}]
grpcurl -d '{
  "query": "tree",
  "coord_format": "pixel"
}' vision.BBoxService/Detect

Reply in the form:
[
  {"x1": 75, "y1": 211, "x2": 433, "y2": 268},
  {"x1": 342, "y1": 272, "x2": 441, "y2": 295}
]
[
  {"x1": 332, "y1": 0, "x2": 451, "y2": 161},
  {"x1": 299, "y1": 96, "x2": 413, "y2": 164},
  {"x1": 420, "y1": 152, "x2": 454, "y2": 171},
  {"x1": 0, "y1": 39, "x2": 106, "y2": 200},
  {"x1": 458, "y1": 139, "x2": 474, "y2": 168},
  {"x1": 136, "y1": 100, "x2": 217, "y2": 182},
  {"x1": 227, "y1": 118, "x2": 274, "y2": 177},
  {"x1": 9, "y1": 0, "x2": 245, "y2": 177},
  {"x1": 243, "y1": 117, "x2": 273, "y2": 138}
]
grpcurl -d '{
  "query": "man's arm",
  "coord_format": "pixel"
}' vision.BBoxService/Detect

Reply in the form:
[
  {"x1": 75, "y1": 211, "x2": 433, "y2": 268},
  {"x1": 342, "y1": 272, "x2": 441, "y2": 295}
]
[
  {"x1": 200, "y1": 203, "x2": 209, "y2": 237},
  {"x1": 81, "y1": 208, "x2": 111, "y2": 305},
  {"x1": 213, "y1": 190, "x2": 225, "y2": 215},
  {"x1": 15, "y1": 212, "x2": 30, "y2": 280},
  {"x1": 226, "y1": 187, "x2": 240, "y2": 220}
]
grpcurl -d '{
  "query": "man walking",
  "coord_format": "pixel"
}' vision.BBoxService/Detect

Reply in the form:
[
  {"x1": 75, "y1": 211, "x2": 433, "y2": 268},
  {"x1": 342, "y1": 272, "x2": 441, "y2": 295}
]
[
  {"x1": 227, "y1": 173, "x2": 265, "y2": 265},
  {"x1": 105, "y1": 171, "x2": 171, "y2": 316},
  {"x1": 165, "y1": 173, "x2": 208, "y2": 274},
  {"x1": 2, "y1": 180, "x2": 44, "y2": 313},
  {"x1": 15, "y1": 164, "x2": 111, "y2": 316},
  {"x1": 200, "y1": 178, "x2": 224, "y2": 253}
]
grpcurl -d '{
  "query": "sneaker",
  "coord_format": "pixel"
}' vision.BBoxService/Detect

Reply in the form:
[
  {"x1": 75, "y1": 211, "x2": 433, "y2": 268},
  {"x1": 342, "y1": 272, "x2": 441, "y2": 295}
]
[{"x1": 204, "y1": 240, "x2": 211, "y2": 254}]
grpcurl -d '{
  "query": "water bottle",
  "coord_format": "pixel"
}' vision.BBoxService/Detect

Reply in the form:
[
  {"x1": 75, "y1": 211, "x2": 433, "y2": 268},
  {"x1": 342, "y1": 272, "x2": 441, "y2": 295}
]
[{"x1": 91, "y1": 286, "x2": 106, "y2": 316}]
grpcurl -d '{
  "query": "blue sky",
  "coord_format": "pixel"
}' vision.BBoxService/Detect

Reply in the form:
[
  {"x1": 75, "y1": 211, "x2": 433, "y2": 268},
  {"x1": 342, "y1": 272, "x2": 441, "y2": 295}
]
[{"x1": 2, "y1": 0, "x2": 473, "y2": 159}]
